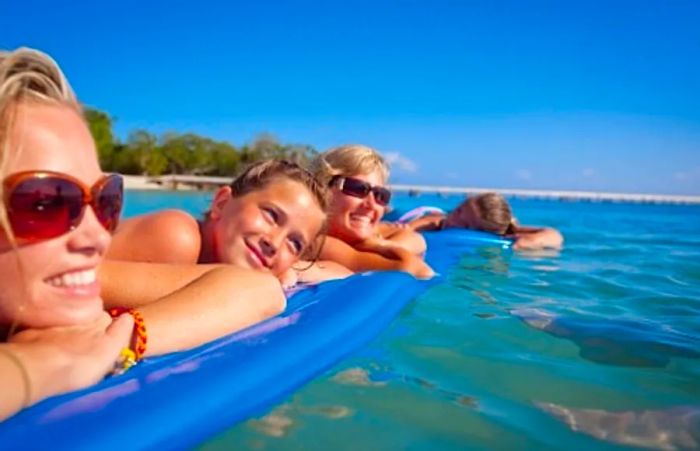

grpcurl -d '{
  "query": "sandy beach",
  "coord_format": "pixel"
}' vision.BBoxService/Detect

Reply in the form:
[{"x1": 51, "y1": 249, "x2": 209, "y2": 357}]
[
  {"x1": 124, "y1": 174, "x2": 700, "y2": 204},
  {"x1": 122, "y1": 175, "x2": 163, "y2": 190}
]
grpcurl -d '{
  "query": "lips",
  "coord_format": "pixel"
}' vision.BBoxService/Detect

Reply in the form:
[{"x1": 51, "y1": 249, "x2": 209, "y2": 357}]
[
  {"x1": 349, "y1": 213, "x2": 376, "y2": 228},
  {"x1": 245, "y1": 240, "x2": 270, "y2": 269},
  {"x1": 44, "y1": 267, "x2": 101, "y2": 297}
]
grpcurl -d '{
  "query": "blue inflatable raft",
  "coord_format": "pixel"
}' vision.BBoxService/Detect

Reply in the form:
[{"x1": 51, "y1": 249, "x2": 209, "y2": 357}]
[{"x1": 0, "y1": 229, "x2": 510, "y2": 449}]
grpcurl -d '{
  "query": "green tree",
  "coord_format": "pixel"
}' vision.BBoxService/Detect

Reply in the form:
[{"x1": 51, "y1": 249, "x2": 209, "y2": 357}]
[
  {"x1": 84, "y1": 108, "x2": 116, "y2": 170},
  {"x1": 207, "y1": 141, "x2": 240, "y2": 176}
]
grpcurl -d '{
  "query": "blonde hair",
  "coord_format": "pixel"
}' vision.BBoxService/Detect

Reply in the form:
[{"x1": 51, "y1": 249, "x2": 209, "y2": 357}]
[
  {"x1": 0, "y1": 48, "x2": 80, "y2": 242},
  {"x1": 0, "y1": 49, "x2": 79, "y2": 334},
  {"x1": 309, "y1": 144, "x2": 389, "y2": 187},
  {"x1": 472, "y1": 193, "x2": 514, "y2": 235}
]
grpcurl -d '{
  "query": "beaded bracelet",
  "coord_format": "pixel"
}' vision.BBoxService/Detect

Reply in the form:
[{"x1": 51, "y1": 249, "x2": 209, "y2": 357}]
[
  {"x1": 0, "y1": 347, "x2": 31, "y2": 408},
  {"x1": 108, "y1": 307, "x2": 148, "y2": 363}
]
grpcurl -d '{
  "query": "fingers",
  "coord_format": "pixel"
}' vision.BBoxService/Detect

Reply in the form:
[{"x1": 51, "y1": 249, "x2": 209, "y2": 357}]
[{"x1": 104, "y1": 314, "x2": 134, "y2": 348}]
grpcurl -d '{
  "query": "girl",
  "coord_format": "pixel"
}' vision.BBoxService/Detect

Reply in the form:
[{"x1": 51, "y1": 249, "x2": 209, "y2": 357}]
[
  {"x1": 105, "y1": 159, "x2": 340, "y2": 286},
  {"x1": 396, "y1": 192, "x2": 564, "y2": 250},
  {"x1": 309, "y1": 145, "x2": 433, "y2": 279},
  {"x1": 0, "y1": 48, "x2": 284, "y2": 419}
]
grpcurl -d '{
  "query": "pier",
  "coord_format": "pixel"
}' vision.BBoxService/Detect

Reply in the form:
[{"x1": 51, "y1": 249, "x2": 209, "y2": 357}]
[{"x1": 142, "y1": 175, "x2": 700, "y2": 205}]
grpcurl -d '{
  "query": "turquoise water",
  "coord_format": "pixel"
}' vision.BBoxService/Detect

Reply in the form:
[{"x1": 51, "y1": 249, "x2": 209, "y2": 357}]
[{"x1": 124, "y1": 191, "x2": 700, "y2": 450}]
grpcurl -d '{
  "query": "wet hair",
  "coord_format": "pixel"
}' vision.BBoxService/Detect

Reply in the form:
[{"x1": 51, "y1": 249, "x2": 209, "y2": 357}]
[
  {"x1": 465, "y1": 193, "x2": 515, "y2": 235},
  {"x1": 229, "y1": 159, "x2": 329, "y2": 261},
  {"x1": 310, "y1": 144, "x2": 389, "y2": 187},
  {"x1": 0, "y1": 48, "x2": 79, "y2": 244}
]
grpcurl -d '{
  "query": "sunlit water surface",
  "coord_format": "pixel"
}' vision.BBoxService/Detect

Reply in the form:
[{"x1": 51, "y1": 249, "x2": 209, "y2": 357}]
[{"x1": 124, "y1": 191, "x2": 700, "y2": 450}]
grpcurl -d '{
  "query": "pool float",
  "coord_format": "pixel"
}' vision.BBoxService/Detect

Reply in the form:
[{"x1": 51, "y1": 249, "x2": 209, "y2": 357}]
[{"x1": 0, "y1": 229, "x2": 509, "y2": 449}]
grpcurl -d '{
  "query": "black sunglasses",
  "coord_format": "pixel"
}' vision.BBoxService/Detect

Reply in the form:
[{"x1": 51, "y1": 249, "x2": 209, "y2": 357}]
[{"x1": 330, "y1": 175, "x2": 392, "y2": 206}]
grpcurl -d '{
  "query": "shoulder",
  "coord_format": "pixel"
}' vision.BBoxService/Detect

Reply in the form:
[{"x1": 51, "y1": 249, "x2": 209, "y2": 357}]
[{"x1": 108, "y1": 210, "x2": 202, "y2": 263}]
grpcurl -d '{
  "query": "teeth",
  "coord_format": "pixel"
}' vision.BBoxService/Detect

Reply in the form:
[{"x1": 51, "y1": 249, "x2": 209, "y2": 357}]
[
  {"x1": 350, "y1": 214, "x2": 372, "y2": 225},
  {"x1": 46, "y1": 269, "x2": 96, "y2": 288}
]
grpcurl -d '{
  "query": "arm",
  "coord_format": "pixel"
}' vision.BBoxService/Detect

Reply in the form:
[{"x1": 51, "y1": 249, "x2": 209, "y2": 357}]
[
  {"x1": 288, "y1": 260, "x2": 354, "y2": 285},
  {"x1": 100, "y1": 261, "x2": 286, "y2": 355},
  {"x1": 320, "y1": 236, "x2": 434, "y2": 279},
  {"x1": 378, "y1": 224, "x2": 427, "y2": 256},
  {"x1": 137, "y1": 266, "x2": 286, "y2": 356},
  {"x1": 510, "y1": 226, "x2": 564, "y2": 250},
  {"x1": 99, "y1": 260, "x2": 226, "y2": 308},
  {"x1": 1, "y1": 313, "x2": 133, "y2": 420},
  {"x1": 107, "y1": 210, "x2": 201, "y2": 264},
  {"x1": 405, "y1": 213, "x2": 445, "y2": 232}
]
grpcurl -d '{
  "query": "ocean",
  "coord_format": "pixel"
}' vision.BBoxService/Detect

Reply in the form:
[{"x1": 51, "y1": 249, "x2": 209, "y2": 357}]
[{"x1": 124, "y1": 191, "x2": 700, "y2": 450}]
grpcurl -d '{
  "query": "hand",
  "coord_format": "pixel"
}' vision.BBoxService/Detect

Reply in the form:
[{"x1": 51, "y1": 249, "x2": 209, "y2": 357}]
[
  {"x1": 8, "y1": 312, "x2": 134, "y2": 405},
  {"x1": 277, "y1": 267, "x2": 299, "y2": 289},
  {"x1": 410, "y1": 259, "x2": 436, "y2": 279},
  {"x1": 378, "y1": 222, "x2": 410, "y2": 236}
]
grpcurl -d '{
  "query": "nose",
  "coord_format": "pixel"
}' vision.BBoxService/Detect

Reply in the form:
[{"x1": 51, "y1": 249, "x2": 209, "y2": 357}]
[
  {"x1": 360, "y1": 190, "x2": 380, "y2": 209},
  {"x1": 259, "y1": 230, "x2": 284, "y2": 258},
  {"x1": 65, "y1": 206, "x2": 111, "y2": 257}
]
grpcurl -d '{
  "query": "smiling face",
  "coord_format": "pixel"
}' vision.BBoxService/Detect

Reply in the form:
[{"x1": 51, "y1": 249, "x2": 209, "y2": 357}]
[
  {"x1": 0, "y1": 102, "x2": 111, "y2": 329},
  {"x1": 327, "y1": 169, "x2": 387, "y2": 244},
  {"x1": 209, "y1": 178, "x2": 325, "y2": 276}
]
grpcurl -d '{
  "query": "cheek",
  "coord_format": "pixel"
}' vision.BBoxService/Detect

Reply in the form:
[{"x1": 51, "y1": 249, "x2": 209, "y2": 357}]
[
  {"x1": 330, "y1": 192, "x2": 356, "y2": 217},
  {"x1": 216, "y1": 210, "x2": 250, "y2": 245},
  {"x1": 0, "y1": 246, "x2": 57, "y2": 325},
  {"x1": 273, "y1": 252, "x2": 297, "y2": 276},
  {"x1": 373, "y1": 203, "x2": 386, "y2": 218}
]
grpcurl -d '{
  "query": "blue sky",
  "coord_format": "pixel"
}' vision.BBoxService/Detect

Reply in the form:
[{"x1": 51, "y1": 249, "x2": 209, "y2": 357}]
[{"x1": 2, "y1": 0, "x2": 699, "y2": 194}]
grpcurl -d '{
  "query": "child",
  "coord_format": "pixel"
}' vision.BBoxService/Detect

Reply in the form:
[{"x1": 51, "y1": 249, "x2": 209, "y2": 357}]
[{"x1": 106, "y1": 159, "x2": 343, "y2": 285}]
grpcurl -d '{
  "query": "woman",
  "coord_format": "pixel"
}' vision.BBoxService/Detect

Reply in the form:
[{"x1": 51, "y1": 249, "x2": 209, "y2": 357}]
[
  {"x1": 396, "y1": 192, "x2": 564, "y2": 250},
  {"x1": 105, "y1": 159, "x2": 344, "y2": 287},
  {"x1": 309, "y1": 145, "x2": 433, "y2": 279},
  {"x1": 0, "y1": 48, "x2": 284, "y2": 419}
]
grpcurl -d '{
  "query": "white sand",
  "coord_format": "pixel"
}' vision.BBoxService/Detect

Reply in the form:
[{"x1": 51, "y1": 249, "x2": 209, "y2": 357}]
[{"x1": 122, "y1": 175, "x2": 165, "y2": 191}]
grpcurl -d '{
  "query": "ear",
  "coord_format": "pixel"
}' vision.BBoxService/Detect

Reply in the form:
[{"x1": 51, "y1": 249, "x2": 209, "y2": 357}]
[{"x1": 209, "y1": 186, "x2": 233, "y2": 221}]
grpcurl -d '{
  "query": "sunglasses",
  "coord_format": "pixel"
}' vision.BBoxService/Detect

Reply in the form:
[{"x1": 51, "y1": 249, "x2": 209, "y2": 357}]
[
  {"x1": 331, "y1": 175, "x2": 392, "y2": 206},
  {"x1": 3, "y1": 171, "x2": 124, "y2": 242}
]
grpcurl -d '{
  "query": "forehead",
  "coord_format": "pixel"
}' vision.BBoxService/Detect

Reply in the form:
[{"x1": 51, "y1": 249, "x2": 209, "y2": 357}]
[
  {"x1": 247, "y1": 179, "x2": 324, "y2": 226},
  {"x1": 6, "y1": 102, "x2": 101, "y2": 184},
  {"x1": 348, "y1": 169, "x2": 385, "y2": 186}
]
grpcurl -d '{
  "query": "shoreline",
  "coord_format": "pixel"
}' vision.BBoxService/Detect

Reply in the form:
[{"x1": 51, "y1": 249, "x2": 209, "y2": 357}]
[{"x1": 123, "y1": 174, "x2": 700, "y2": 205}]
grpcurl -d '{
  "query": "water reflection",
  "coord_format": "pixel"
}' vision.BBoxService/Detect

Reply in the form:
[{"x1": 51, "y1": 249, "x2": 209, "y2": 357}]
[
  {"x1": 514, "y1": 308, "x2": 700, "y2": 368},
  {"x1": 539, "y1": 403, "x2": 700, "y2": 450}
]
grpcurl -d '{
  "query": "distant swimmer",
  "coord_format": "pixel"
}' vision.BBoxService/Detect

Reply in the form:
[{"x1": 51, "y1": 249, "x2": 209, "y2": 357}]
[{"x1": 385, "y1": 192, "x2": 563, "y2": 251}]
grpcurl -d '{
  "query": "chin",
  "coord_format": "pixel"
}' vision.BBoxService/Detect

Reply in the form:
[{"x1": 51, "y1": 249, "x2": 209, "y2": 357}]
[{"x1": 27, "y1": 302, "x2": 104, "y2": 329}]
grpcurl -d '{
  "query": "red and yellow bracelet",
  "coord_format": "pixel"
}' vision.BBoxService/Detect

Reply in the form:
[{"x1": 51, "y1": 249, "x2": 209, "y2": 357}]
[{"x1": 108, "y1": 307, "x2": 148, "y2": 373}]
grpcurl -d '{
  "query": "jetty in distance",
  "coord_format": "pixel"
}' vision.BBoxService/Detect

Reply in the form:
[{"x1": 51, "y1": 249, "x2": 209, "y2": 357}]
[{"x1": 144, "y1": 175, "x2": 700, "y2": 205}]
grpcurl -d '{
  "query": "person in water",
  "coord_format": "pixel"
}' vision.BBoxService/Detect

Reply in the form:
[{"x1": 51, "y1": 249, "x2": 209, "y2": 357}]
[
  {"x1": 0, "y1": 48, "x2": 285, "y2": 419},
  {"x1": 309, "y1": 144, "x2": 433, "y2": 279},
  {"x1": 394, "y1": 192, "x2": 563, "y2": 250},
  {"x1": 106, "y1": 159, "x2": 341, "y2": 286}
]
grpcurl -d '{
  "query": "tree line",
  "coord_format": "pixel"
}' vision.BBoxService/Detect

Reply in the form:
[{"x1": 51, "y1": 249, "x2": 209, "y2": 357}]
[{"x1": 85, "y1": 108, "x2": 318, "y2": 177}]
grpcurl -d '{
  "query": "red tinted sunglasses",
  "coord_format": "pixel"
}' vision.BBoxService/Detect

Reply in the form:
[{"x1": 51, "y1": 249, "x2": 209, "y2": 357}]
[
  {"x1": 3, "y1": 171, "x2": 124, "y2": 242},
  {"x1": 331, "y1": 175, "x2": 392, "y2": 206}
]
